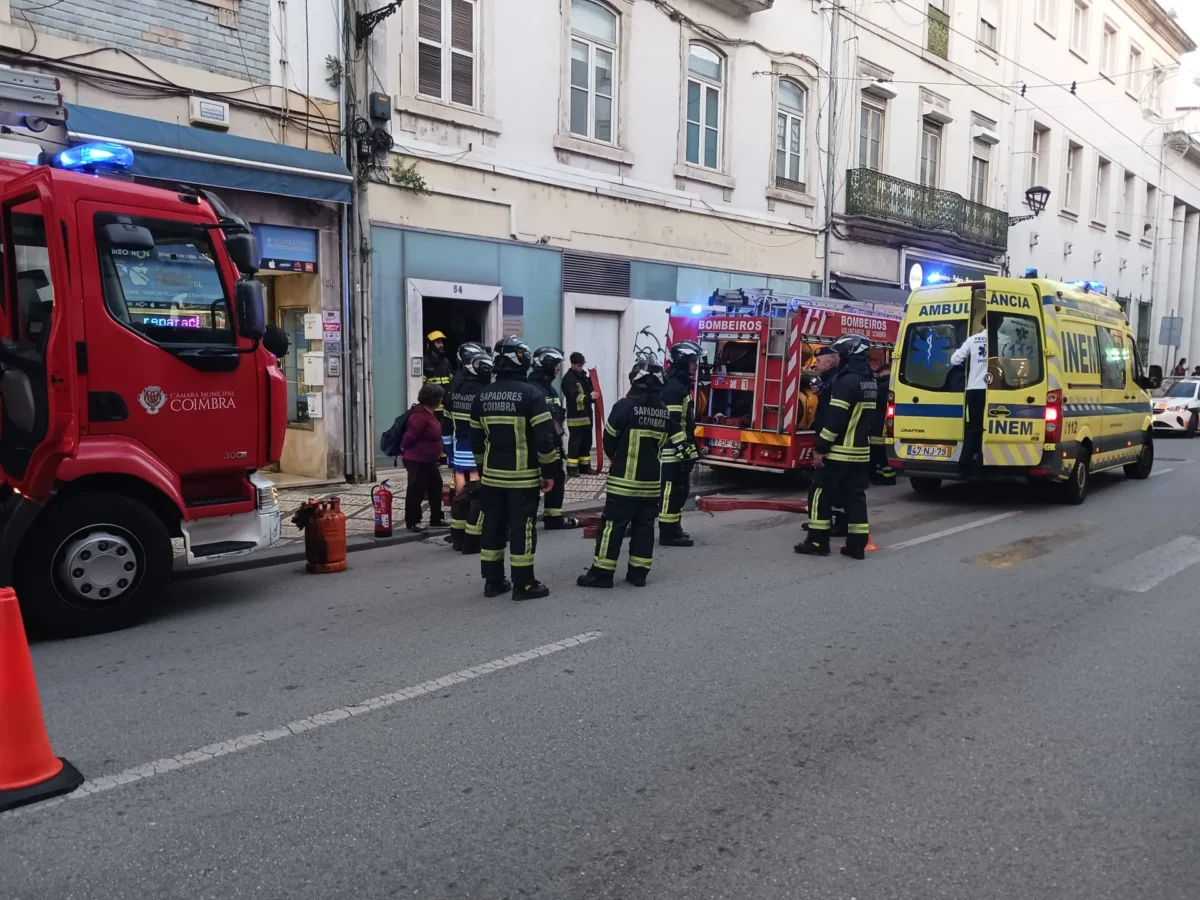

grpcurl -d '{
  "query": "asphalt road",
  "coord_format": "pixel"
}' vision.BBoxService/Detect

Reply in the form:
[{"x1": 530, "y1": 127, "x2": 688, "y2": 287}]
[{"x1": 4, "y1": 443, "x2": 1200, "y2": 899}]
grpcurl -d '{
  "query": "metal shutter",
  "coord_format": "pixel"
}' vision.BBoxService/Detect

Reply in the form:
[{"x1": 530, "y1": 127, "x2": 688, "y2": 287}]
[{"x1": 562, "y1": 252, "x2": 631, "y2": 297}]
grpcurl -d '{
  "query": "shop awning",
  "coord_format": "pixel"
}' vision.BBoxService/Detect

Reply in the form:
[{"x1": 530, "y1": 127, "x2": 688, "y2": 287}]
[
  {"x1": 65, "y1": 105, "x2": 352, "y2": 203},
  {"x1": 831, "y1": 277, "x2": 911, "y2": 308}
]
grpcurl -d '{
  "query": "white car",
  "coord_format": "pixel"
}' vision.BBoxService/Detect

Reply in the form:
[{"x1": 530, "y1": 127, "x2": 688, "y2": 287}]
[{"x1": 1153, "y1": 381, "x2": 1200, "y2": 437}]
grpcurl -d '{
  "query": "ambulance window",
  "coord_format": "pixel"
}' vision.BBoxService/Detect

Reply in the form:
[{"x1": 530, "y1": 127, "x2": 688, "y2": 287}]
[
  {"x1": 94, "y1": 213, "x2": 234, "y2": 347},
  {"x1": 898, "y1": 320, "x2": 967, "y2": 391},
  {"x1": 1126, "y1": 335, "x2": 1146, "y2": 383},
  {"x1": 1097, "y1": 327, "x2": 1127, "y2": 390},
  {"x1": 988, "y1": 312, "x2": 1043, "y2": 390}
]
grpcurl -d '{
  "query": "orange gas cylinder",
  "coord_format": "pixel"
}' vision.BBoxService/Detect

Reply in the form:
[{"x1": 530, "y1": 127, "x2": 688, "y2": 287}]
[{"x1": 299, "y1": 498, "x2": 347, "y2": 574}]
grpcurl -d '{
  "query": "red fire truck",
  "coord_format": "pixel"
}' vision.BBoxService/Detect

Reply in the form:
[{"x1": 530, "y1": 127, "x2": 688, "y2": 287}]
[
  {"x1": 0, "y1": 98, "x2": 287, "y2": 636},
  {"x1": 667, "y1": 289, "x2": 902, "y2": 473}
]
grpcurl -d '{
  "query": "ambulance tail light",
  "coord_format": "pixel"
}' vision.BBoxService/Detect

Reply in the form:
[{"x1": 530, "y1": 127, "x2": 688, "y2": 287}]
[
  {"x1": 1044, "y1": 391, "x2": 1062, "y2": 441},
  {"x1": 885, "y1": 390, "x2": 895, "y2": 439}
]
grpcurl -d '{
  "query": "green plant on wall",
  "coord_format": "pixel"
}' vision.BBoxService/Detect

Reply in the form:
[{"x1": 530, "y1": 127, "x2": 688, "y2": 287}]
[{"x1": 391, "y1": 159, "x2": 431, "y2": 195}]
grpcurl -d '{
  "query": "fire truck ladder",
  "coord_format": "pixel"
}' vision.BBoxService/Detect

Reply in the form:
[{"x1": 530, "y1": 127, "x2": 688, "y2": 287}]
[{"x1": 761, "y1": 313, "x2": 790, "y2": 434}]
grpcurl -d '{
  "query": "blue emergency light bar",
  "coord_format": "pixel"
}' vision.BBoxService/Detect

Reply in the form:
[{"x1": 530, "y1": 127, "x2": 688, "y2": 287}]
[
  {"x1": 50, "y1": 141, "x2": 134, "y2": 174},
  {"x1": 1069, "y1": 279, "x2": 1107, "y2": 294}
]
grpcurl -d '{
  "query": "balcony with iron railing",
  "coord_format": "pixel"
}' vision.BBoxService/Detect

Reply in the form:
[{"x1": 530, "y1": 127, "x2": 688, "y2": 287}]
[
  {"x1": 844, "y1": 167, "x2": 1008, "y2": 251},
  {"x1": 926, "y1": 4, "x2": 949, "y2": 59}
]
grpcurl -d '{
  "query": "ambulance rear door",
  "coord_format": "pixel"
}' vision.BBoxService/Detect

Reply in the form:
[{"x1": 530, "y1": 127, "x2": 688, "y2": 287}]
[
  {"x1": 981, "y1": 279, "x2": 1048, "y2": 468},
  {"x1": 892, "y1": 285, "x2": 972, "y2": 461}
]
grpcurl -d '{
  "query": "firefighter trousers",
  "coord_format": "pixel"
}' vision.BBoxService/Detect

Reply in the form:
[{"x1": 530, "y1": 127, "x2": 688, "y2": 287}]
[
  {"x1": 567, "y1": 420, "x2": 593, "y2": 471},
  {"x1": 659, "y1": 462, "x2": 690, "y2": 535},
  {"x1": 870, "y1": 442, "x2": 897, "y2": 484},
  {"x1": 451, "y1": 476, "x2": 482, "y2": 533},
  {"x1": 541, "y1": 445, "x2": 567, "y2": 526},
  {"x1": 806, "y1": 461, "x2": 870, "y2": 551},
  {"x1": 479, "y1": 486, "x2": 541, "y2": 585},
  {"x1": 588, "y1": 494, "x2": 656, "y2": 579}
]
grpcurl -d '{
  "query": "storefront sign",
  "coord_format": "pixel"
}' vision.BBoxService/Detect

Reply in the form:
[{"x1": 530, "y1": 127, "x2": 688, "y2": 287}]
[
  {"x1": 322, "y1": 310, "x2": 341, "y2": 340},
  {"x1": 251, "y1": 223, "x2": 319, "y2": 273},
  {"x1": 902, "y1": 251, "x2": 996, "y2": 291}
]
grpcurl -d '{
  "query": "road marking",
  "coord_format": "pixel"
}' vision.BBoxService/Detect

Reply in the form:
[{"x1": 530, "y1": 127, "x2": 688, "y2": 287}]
[
  {"x1": 1149, "y1": 468, "x2": 1175, "y2": 477},
  {"x1": 969, "y1": 523, "x2": 1097, "y2": 569},
  {"x1": 887, "y1": 511, "x2": 1021, "y2": 551},
  {"x1": 1093, "y1": 536, "x2": 1200, "y2": 593},
  {"x1": 11, "y1": 631, "x2": 603, "y2": 815}
]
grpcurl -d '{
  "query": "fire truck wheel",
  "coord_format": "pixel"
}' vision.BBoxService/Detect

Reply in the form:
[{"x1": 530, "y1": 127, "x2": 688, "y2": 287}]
[{"x1": 16, "y1": 493, "x2": 172, "y2": 638}]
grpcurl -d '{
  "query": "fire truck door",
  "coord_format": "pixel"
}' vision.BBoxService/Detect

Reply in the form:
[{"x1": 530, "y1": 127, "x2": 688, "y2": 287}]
[
  {"x1": 0, "y1": 171, "x2": 77, "y2": 500},
  {"x1": 76, "y1": 200, "x2": 261, "y2": 480}
]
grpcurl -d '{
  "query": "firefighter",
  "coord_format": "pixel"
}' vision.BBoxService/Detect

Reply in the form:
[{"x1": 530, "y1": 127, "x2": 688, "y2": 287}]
[
  {"x1": 795, "y1": 334, "x2": 877, "y2": 560},
  {"x1": 423, "y1": 331, "x2": 453, "y2": 389},
  {"x1": 577, "y1": 352, "x2": 686, "y2": 589},
  {"x1": 869, "y1": 358, "x2": 897, "y2": 486},
  {"x1": 659, "y1": 340, "x2": 702, "y2": 548},
  {"x1": 443, "y1": 345, "x2": 491, "y2": 553},
  {"x1": 530, "y1": 346, "x2": 582, "y2": 529},
  {"x1": 800, "y1": 345, "x2": 846, "y2": 536},
  {"x1": 469, "y1": 336, "x2": 560, "y2": 600},
  {"x1": 561, "y1": 353, "x2": 597, "y2": 475}
]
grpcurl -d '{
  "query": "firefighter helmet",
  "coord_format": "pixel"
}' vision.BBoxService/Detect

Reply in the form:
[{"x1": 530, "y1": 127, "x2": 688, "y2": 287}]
[
  {"x1": 457, "y1": 341, "x2": 485, "y2": 365},
  {"x1": 426, "y1": 330, "x2": 447, "y2": 343},
  {"x1": 669, "y1": 340, "x2": 703, "y2": 368},
  {"x1": 532, "y1": 346, "x2": 565, "y2": 372},
  {"x1": 465, "y1": 350, "x2": 494, "y2": 380},
  {"x1": 629, "y1": 352, "x2": 666, "y2": 386},
  {"x1": 829, "y1": 333, "x2": 870, "y2": 361},
  {"x1": 493, "y1": 335, "x2": 532, "y2": 373}
]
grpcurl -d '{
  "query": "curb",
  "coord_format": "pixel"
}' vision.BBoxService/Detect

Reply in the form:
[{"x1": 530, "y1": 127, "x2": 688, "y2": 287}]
[{"x1": 171, "y1": 484, "x2": 733, "y2": 581}]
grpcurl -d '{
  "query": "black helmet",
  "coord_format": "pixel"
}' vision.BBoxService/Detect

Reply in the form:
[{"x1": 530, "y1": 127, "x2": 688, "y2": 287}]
[
  {"x1": 465, "y1": 350, "x2": 494, "y2": 380},
  {"x1": 458, "y1": 341, "x2": 485, "y2": 365},
  {"x1": 532, "y1": 346, "x2": 565, "y2": 372},
  {"x1": 629, "y1": 352, "x2": 666, "y2": 387},
  {"x1": 493, "y1": 335, "x2": 532, "y2": 373},
  {"x1": 829, "y1": 333, "x2": 870, "y2": 362},
  {"x1": 669, "y1": 340, "x2": 703, "y2": 368}
]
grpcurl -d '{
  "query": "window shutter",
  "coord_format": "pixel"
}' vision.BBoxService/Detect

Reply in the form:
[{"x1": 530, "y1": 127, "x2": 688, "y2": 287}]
[
  {"x1": 562, "y1": 253, "x2": 631, "y2": 297},
  {"x1": 973, "y1": 137, "x2": 990, "y2": 163},
  {"x1": 418, "y1": 0, "x2": 443, "y2": 98},
  {"x1": 449, "y1": 0, "x2": 475, "y2": 106}
]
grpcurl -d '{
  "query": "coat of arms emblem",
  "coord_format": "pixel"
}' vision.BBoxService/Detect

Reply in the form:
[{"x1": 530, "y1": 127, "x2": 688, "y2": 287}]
[{"x1": 138, "y1": 386, "x2": 167, "y2": 415}]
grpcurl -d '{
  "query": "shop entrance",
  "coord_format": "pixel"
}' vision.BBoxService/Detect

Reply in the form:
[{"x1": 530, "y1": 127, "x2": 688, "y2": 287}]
[
  {"x1": 422, "y1": 296, "x2": 488, "y2": 365},
  {"x1": 405, "y1": 278, "x2": 502, "y2": 405}
]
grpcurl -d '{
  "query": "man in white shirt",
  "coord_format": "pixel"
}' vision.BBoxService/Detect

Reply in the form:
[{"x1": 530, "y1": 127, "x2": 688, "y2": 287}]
[{"x1": 951, "y1": 326, "x2": 988, "y2": 470}]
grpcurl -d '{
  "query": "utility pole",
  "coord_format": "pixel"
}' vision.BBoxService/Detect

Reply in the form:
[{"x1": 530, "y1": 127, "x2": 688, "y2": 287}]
[{"x1": 822, "y1": 0, "x2": 842, "y2": 298}]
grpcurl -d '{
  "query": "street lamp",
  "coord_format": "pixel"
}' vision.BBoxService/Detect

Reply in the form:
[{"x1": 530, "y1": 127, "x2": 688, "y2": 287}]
[{"x1": 1009, "y1": 185, "x2": 1051, "y2": 225}]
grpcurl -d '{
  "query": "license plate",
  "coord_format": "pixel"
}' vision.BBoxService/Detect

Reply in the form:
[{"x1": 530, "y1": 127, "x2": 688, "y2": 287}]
[
  {"x1": 709, "y1": 438, "x2": 742, "y2": 449},
  {"x1": 906, "y1": 443, "x2": 951, "y2": 459}
]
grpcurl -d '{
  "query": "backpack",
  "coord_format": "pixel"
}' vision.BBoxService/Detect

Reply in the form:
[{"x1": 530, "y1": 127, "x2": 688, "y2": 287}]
[{"x1": 380, "y1": 410, "x2": 410, "y2": 459}]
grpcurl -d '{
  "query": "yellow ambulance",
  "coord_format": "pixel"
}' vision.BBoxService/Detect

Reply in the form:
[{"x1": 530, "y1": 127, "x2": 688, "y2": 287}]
[{"x1": 885, "y1": 276, "x2": 1162, "y2": 504}]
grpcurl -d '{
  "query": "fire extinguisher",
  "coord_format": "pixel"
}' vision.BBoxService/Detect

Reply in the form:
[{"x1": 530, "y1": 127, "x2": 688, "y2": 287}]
[{"x1": 372, "y1": 481, "x2": 394, "y2": 538}]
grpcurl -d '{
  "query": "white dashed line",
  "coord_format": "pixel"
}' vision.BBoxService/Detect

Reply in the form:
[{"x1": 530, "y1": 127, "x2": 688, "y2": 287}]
[
  {"x1": 1092, "y1": 537, "x2": 1200, "y2": 593},
  {"x1": 14, "y1": 631, "x2": 603, "y2": 815},
  {"x1": 1149, "y1": 468, "x2": 1175, "y2": 477},
  {"x1": 887, "y1": 511, "x2": 1022, "y2": 551}
]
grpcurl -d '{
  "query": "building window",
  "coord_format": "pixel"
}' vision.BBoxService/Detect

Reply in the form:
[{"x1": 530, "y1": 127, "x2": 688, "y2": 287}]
[
  {"x1": 1029, "y1": 122, "x2": 1048, "y2": 188},
  {"x1": 1144, "y1": 184, "x2": 1158, "y2": 242},
  {"x1": 1092, "y1": 157, "x2": 1111, "y2": 224},
  {"x1": 859, "y1": 101, "x2": 884, "y2": 171},
  {"x1": 1100, "y1": 20, "x2": 1117, "y2": 76},
  {"x1": 279, "y1": 307, "x2": 312, "y2": 425},
  {"x1": 1035, "y1": 0, "x2": 1055, "y2": 32},
  {"x1": 1070, "y1": 0, "x2": 1090, "y2": 57},
  {"x1": 685, "y1": 44, "x2": 724, "y2": 170},
  {"x1": 1064, "y1": 140, "x2": 1082, "y2": 211},
  {"x1": 775, "y1": 80, "x2": 806, "y2": 192},
  {"x1": 1119, "y1": 170, "x2": 1135, "y2": 236},
  {"x1": 978, "y1": 17, "x2": 997, "y2": 51},
  {"x1": 569, "y1": 0, "x2": 617, "y2": 143},
  {"x1": 1150, "y1": 63, "x2": 1164, "y2": 113},
  {"x1": 920, "y1": 122, "x2": 942, "y2": 187},
  {"x1": 1127, "y1": 43, "x2": 1143, "y2": 96},
  {"x1": 970, "y1": 139, "x2": 990, "y2": 204},
  {"x1": 417, "y1": 0, "x2": 477, "y2": 107}
]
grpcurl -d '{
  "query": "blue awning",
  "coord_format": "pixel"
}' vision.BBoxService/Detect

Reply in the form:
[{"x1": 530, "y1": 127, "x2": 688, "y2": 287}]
[{"x1": 65, "y1": 104, "x2": 352, "y2": 204}]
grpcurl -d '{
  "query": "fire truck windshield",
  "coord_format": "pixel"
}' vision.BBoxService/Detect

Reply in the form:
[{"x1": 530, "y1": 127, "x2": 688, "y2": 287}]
[{"x1": 96, "y1": 214, "x2": 235, "y2": 346}]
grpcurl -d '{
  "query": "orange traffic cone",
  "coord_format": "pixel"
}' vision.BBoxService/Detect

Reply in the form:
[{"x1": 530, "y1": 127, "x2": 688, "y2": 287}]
[
  {"x1": 0, "y1": 588, "x2": 84, "y2": 812},
  {"x1": 840, "y1": 534, "x2": 880, "y2": 553}
]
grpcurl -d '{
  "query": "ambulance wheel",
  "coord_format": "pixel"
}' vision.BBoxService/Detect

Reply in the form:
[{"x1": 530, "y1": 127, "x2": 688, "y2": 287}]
[
  {"x1": 1062, "y1": 447, "x2": 1090, "y2": 505},
  {"x1": 909, "y1": 477, "x2": 942, "y2": 497},
  {"x1": 1124, "y1": 433, "x2": 1154, "y2": 480},
  {"x1": 15, "y1": 493, "x2": 172, "y2": 638}
]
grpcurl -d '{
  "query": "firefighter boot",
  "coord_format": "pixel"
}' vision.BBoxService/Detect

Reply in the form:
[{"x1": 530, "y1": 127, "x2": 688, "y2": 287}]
[
  {"x1": 484, "y1": 578, "x2": 512, "y2": 598},
  {"x1": 512, "y1": 581, "x2": 551, "y2": 601},
  {"x1": 577, "y1": 569, "x2": 615, "y2": 589},
  {"x1": 794, "y1": 537, "x2": 831, "y2": 556},
  {"x1": 567, "y1": 465, "x2": 579, "y2": 477},
  {"x1": 446, "y1": 531, "x2": 464, "y2": 551},
  {"x1": 544, "y1": 516, "x2": 582, "y2": 530},
  {"x1": 625, "y1": 568, "x2": 648, "y2": 587},
  {"x1": 659, "y1": 524, "x2": 694, "y2": 547},
  {"x1": 840, "y1": 545, "x2": 866, "y2": 561},
  {"x1": 460, "y1": 534, "x2": 481, "y2": 555}
]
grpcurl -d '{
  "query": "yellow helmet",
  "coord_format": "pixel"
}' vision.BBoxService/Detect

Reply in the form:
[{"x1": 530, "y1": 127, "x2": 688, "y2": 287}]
[{"x1": 426, "y1": 330, "x2": 447, "y2": 342}]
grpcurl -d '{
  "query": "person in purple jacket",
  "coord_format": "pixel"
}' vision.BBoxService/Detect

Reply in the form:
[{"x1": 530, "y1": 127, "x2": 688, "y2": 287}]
[{"x1": 400, "y1": 384, "x2": 448, "y2": 532}]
